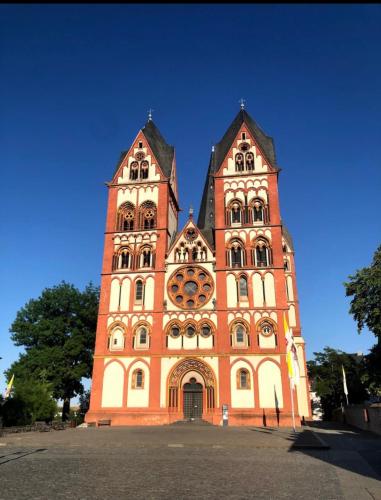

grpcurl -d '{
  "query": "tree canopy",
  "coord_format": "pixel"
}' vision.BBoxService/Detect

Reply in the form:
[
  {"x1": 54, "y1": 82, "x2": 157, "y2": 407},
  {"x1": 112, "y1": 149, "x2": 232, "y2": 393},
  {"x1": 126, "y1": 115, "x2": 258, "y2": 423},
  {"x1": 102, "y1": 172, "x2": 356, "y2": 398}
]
[
  {"x1": 344, "y1": 244, "x2": 381, "y2": 340},
  {"x1": 5, "y1": 281, "x2": 99, "y2": 420},
  {"x1": 307, "y1": 347, "x2": 368, "y2": 419}
]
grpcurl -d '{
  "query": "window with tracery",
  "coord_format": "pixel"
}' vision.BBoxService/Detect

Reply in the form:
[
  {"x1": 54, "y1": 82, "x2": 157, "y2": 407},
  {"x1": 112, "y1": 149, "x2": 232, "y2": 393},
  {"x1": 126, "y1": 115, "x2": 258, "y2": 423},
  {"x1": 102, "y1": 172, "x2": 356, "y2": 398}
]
[
  {"x1": 132, "y1": 369, "x2": 144, "y2": 389},
  {"x1": 117, "y1": 202, "x2": 135, "y2": 232},
  {"x1": 130, "y1": 161, "x2": 139, "y2": 181},
  {"x1": 167, "y1": 265, "x2": 214, "y2": 309},
  {"x1": 251, "y1": 199, "x2": 266, "y2": 223},
  {"x1": 226, "y1": 200, "x2": 243, "y2": 225},
  {"x1": 139, "y1": 201, "x2": 157, "y2": 230},
  {"x1": 245, "y1": 152, "x2": 255, "y2": 171}
]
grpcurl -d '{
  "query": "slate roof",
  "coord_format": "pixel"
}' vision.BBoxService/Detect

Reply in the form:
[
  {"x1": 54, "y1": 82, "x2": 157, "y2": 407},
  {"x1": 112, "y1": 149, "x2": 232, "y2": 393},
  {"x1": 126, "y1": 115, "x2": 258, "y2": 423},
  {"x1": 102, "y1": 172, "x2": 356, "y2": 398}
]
[{"x1": 112, "y1": 120, "x2": 174, "y2": 180}]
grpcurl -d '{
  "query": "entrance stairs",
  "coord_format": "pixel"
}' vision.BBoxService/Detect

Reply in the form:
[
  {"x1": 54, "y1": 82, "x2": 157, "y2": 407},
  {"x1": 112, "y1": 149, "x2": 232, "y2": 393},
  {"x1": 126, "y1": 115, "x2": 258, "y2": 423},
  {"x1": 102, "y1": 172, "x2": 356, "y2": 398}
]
[{"x1": 170, "y1": 418, "x2": 212, "y2": 426}]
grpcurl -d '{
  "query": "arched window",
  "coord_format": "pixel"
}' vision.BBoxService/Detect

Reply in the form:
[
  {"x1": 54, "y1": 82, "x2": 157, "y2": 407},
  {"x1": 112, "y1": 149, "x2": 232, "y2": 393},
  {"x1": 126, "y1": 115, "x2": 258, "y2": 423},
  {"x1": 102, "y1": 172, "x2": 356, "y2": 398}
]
[
  {"x1": 112, "y1": 247, "x2": 132, "y2": 271},
  {"x1": 132, "y1": 369, "x2": 144, "y2": 389},
  {"x1": 140, "y1": 160, "x2": 149, "y2": 179},
  {"x1": 200, "y1": 323, "x2": 212, "y2": 338},
  {"x1": 135, "y1": 279, "x2": 144, "y2": 304},
  {"x1": 238, "y1": 275, "x2": 248, "y2": 300},
  {"x1": 139, "y1": 201, "x2": 157, "y2": 230},
  {"x1": 227, "y1": 200, "x2": 243, "y2": 225},
  {"x1": 130, "y1": 161, "x2": 139, "y2": 180},
  {"x1": 231, "y1": 322, "x2": 249, "y2": 348},
  {"x1": 169, "y1": 324, "x2": 181, "y2": 338},
  {"x1": 235, "y1": 153, "x2": 244, "y2": 172},
  {"x1": 237, "y1": 369, "x2": 250, "y2": 389},
  {"x1": 108, "y1": 326, "x2": 125, "y2": 351},
  {"x1": 245, "y1": 152, "x2": 255, "y2": 171},
  {"x1": 117, "y1": 202, "x2": 135, "y2": 232},
  {"x1": 139, "y1": 246, "x2": 153, "y2": 268},
  {"x1": 252, "y1": 199, "x2": 264, "y2": 223},
  {"x1": 185, "y1": 324, "x2": 196, "y2": 338},
  {"x1": 252, "y1": 238, "x2": 271, "y2": 267},
  {"x1": 228, "y1": 239, "x2": 245, "y2": 268}
]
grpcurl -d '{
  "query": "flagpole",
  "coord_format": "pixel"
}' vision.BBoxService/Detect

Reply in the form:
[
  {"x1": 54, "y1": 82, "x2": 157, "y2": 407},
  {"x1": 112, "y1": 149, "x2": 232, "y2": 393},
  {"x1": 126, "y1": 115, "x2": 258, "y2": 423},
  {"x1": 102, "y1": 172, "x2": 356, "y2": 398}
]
[{"x1": 289, "y1": 377, "x2": 296, "y2": 432}]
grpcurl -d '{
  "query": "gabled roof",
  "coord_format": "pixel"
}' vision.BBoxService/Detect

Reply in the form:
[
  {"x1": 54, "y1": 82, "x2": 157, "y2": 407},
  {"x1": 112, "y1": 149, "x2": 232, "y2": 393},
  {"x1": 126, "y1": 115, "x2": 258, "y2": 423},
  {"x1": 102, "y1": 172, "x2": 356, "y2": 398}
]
[
  {"x1": 198, "y1": 108, "x2": 278, "y2": 247},
  {"x1": 112, "y1": 119, "x2": 174, "y2": 180},
  {"x1": 213, "y1": 108, "x2": 277, "y2": 173},
  {"x1": 167, "y1": 217, "x2": 215, "y2": 258}
]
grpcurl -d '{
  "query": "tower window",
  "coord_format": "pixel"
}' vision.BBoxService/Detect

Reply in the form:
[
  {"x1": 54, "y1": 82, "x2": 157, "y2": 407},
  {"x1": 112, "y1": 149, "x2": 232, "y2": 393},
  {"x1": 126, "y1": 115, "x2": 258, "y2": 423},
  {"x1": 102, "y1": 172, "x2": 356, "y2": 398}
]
[
  {"x1": 138, "y1": 141, "x2": 143, "y2": 149},
  {"x1": 238, "y1": 275, "x2": 248, "y2": 300},
  {"x1": 135, "y1": 280, "x2": 144, "y2": 303},
  {"x1": 242, "y1": 132, "x2": 246, "y2": 140},
  {"x1": 231, "y1": 322, "x2": 249, "y2": 348}
]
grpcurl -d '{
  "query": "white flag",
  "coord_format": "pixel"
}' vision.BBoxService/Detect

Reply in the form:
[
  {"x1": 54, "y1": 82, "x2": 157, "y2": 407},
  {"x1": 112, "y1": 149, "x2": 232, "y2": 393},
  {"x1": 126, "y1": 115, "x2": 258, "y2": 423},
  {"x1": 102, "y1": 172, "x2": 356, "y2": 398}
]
[{"x1": 342, "y1": 365, "x2": 348, "y2": 396}]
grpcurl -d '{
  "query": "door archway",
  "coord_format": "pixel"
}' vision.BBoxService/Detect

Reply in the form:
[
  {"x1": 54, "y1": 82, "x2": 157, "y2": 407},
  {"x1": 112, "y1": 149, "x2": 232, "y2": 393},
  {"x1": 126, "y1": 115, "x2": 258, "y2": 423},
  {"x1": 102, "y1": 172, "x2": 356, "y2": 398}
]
[
  {"x1": 168, "y1": 358, "x2": 216, "y2": 416},
  {"x1": 183, "y1": 377, "x2": 203, "y2": 419}
]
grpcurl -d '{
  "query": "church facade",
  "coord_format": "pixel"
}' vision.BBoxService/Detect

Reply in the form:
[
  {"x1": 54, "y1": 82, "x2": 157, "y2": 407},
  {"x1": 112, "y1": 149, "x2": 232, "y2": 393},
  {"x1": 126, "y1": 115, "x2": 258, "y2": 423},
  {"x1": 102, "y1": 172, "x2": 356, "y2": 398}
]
[{"x1": 86, "y1": 108, "x2": 311, "y2": 426}]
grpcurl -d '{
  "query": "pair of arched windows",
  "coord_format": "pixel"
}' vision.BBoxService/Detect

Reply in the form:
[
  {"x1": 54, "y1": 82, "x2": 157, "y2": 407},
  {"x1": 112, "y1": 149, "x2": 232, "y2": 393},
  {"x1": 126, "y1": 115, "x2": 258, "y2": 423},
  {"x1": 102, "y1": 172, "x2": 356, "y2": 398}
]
[
  {"x1": 117, "y1": 201, "x2": 157, "y2": 232},
  {"x1": 235, "y1": 152, "x2": 255, "y2": 172},
  {"x1": 112, "y1": 246, "x2": 154, "y2": 271},
  {"x1": 174, "y1": 243, "x2": 207, "y2": 263},
  {"x1": 129, "y1": 161, "x2": 149, "y2": 181},
  {"x1": 226, "y1": 198, "x2": 268, "y2": 226},
  {"x1": 227, "y1": 238, "x2": 272, "y2": 268}
]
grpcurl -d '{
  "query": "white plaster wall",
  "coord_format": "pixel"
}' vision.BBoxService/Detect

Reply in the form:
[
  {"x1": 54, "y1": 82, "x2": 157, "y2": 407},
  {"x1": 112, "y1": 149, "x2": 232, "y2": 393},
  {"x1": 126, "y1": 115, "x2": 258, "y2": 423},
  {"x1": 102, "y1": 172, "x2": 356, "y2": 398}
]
[
  {"x1": 230, "y1": 360, "x2": 255, "y2": 408},
  {"x1": 264, "y1": 273, "x2": 276, "y2": 307},
  {"x1": 287, "y1": 276, "x2": 294, "y2": 301},
  {"x1": 110, "y1": 279, "x2": 120, "y2": 312},
  {"x1": 289, "y1": 305, "x2": 296, "y2": 327},
  {"x1": 253, "y1": 273, "x2": 264, "y2": 307},
  {"x1": 120, "y1": 279, "x2": 130, "y2": 311},
  {"x1": 167, "y1": 335, "x2": 182, "y2": 350},
  {"x1": 198, "y1": 335, "x2": 213, "y2": 349},
  {"x1": 127, "y1": 361, "x2": 150, "y2": 408},
  {"x1": 145, "y1": 276, "x2": 155, "y2": 310},
  {"x1": 101, "y1": 362, "x2": 124, "y2": 407},
  {"x1": 258, "y1": 361, "x2": 283, "y2": 408},
  {"x1": 227, "y1": 274, "x2": 237, "y2": 307},
  {"x1": 183, "y1": 335, "x2": 197, "y2": 349},
  {"x1": 139, "y1": 186, "x2": 159, "y2": 205},
  {"x1": 259, "y1": 334, "x2": 276, "y2": 349}
]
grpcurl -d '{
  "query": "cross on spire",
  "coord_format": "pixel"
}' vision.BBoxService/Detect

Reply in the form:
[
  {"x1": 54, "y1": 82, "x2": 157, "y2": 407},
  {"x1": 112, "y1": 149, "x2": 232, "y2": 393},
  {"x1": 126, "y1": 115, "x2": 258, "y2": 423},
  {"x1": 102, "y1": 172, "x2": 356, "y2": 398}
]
[
  {"x1": 239, "y1": 98, "x2": 246, "y2": 110},
  {"x1": 148, "y1": 108, "x2": 154, "y2": 121}
]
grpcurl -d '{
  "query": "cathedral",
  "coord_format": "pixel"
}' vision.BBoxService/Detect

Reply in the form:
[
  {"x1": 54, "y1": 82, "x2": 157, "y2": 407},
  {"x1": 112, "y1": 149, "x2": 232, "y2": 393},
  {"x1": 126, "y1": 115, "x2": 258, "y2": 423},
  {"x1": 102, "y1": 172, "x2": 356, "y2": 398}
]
[{"x1": 86, "y1": 106, "x2": 311, "y2": 426}]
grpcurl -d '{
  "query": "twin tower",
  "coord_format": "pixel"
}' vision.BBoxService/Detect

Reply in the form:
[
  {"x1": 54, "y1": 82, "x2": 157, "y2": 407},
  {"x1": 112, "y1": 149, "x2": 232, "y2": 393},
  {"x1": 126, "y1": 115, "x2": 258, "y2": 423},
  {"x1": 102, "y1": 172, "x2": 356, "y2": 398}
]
[{"x1": 86, "y1": 108, "x2": 311, "y2": 426}]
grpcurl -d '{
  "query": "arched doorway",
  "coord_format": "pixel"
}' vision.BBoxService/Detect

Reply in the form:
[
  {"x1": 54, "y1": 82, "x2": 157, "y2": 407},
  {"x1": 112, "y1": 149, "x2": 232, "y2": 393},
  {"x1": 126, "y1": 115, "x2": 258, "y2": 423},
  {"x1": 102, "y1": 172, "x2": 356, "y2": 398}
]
[
  {"x1": 168, "y1": 358, "x2": 216, "y2": 418},
  {"x1": 183, "y1": 377, "x2": 203, "y2": 419}
]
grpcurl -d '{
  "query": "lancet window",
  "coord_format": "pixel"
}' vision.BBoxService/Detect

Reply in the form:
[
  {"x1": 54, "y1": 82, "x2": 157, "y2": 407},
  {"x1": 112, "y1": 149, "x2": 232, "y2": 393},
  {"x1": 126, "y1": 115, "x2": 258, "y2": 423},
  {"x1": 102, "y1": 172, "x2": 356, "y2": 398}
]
[
  {"x1": 112, "y1": 246, "x2": 133, "y2": 271},
  {"x1": 134, "y1": 324, "x2": 150, "y2": 349},
  {"x1": 135, "y1": 279, "x2": 144, "y2": 304},
  {"x1": 237, "y1": 369, "x2": 250, "y2": 389},
  {"x1": 132, "y1": 369, "x2": 144, "y2": 389},
  {"x1": 226, "y1": 200, "x2": 244, "y2": 225},
  {"x1": 231, "y1": 321, "x2": 249, "y2": 348},
  {"x1": 140, "y1": 160, "x2": 149, "y2": 179},
  {"x1": 237, "y1": 274, "x2": 248, "y2": 301},
  {"x1": 139, "y1": 245, "x2": 154, "y2": 268},
  {"x1": 250, "y1": 198, "x2": 267, "y2": 224}
]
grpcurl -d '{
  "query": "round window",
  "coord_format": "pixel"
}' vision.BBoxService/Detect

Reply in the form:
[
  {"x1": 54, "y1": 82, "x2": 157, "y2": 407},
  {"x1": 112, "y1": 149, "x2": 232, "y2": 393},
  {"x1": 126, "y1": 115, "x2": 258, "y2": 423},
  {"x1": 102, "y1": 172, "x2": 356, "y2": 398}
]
[{"x1": 167, "y1": 265, "x2": 214, "y2": 309}]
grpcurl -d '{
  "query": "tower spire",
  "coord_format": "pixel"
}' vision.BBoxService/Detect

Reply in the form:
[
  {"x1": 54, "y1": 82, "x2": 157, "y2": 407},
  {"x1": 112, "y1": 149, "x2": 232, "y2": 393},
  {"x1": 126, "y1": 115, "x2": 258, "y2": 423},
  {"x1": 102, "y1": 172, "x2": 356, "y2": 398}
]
[
  {"x1": 148, "y1": 108, "x2": 154, "y2": 121},
  {"x1": 239, "y1": 98, "x2": 246, "y2": 110}
]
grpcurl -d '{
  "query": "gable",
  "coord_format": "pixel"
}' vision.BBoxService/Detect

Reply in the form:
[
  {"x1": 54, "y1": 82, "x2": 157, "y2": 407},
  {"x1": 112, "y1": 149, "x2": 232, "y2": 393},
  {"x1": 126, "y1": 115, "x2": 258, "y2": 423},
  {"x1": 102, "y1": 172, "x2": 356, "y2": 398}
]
[{"x1": 166, "y1": 219, "x2": 215, "y2": 264}]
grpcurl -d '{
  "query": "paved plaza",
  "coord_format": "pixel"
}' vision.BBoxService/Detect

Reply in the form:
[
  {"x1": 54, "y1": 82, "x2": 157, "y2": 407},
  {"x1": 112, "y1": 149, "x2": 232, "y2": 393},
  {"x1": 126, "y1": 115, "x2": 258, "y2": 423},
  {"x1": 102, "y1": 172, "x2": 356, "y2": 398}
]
[{"x1": 1, "y1": 422, "x2": 381, "y2": 499}]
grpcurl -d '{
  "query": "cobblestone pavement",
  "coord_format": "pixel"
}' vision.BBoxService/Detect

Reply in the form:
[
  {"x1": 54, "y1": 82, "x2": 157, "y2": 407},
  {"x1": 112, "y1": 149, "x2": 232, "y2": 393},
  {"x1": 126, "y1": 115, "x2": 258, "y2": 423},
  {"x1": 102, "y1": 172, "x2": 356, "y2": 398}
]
[{"x1": 0, "y1": 423, "x2": 380, "y2": 499}]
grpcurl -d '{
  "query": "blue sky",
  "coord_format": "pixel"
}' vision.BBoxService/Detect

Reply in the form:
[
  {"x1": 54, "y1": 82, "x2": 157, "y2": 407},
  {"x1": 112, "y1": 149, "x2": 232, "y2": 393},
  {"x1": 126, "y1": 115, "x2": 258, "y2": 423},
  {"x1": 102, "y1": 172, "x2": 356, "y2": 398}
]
[{"x1": 1, "y1": 5, "x2": 381, "y2": 391}]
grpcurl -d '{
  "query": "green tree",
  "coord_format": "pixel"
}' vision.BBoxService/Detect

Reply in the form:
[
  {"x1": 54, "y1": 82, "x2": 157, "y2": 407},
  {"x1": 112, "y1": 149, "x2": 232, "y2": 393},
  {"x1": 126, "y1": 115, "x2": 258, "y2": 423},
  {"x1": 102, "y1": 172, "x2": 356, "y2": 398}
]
[
  {"x1": 5, "y1": 281, "x2": 99, "y2": 421},
  {"x1": 344, "y1": 244, "x2": 381, "y2": 393},
  {"x1": 1, "y1": 378, "x2": 57, "y2": 426},
  {"x1": 307, "y1": 347, "x2": 368, "y2": 420}
]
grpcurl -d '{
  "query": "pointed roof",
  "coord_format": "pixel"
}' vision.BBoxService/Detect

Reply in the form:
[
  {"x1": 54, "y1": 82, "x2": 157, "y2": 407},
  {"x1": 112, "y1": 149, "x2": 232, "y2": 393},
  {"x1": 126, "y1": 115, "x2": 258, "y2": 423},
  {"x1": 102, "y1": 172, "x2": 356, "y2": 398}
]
[
  {"x1": 198, "y1": 108, "x2": 282, "y2": 248},
  {"x1": 141, "y1": 120, "x2": 174, "y2": 177},
  {"x1": 112, "y1": 119, "x2": 174, "y2": 180},
  {"x1": 212, "y1": 108, "x2": 277, "y2": 174}
]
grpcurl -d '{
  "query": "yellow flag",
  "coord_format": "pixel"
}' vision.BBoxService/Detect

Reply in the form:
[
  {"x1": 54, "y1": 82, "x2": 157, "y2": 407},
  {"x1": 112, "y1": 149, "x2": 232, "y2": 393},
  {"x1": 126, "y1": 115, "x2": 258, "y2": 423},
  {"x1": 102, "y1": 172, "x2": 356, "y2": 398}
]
[{"x1": 4, "y1": 374, "x2": 14, "y2": 399}]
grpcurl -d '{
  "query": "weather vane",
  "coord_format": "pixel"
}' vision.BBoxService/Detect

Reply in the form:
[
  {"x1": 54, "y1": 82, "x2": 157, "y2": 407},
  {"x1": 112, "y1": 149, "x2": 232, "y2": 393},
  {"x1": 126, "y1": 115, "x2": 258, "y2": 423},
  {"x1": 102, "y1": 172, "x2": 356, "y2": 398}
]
[
  {"x1": 239, "y1": 98, "x2": 246, "y2": 110},
  {"x1": 148, "y1": 108, "x2": 154, "y2": 121}
]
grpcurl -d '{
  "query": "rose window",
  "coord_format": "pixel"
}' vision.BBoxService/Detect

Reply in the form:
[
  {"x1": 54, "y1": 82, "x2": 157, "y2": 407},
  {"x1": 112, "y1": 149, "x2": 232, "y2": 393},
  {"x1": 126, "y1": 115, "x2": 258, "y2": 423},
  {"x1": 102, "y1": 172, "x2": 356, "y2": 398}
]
[{"x1": 167, "y1": 265, "x2": 214, "y2": 309}]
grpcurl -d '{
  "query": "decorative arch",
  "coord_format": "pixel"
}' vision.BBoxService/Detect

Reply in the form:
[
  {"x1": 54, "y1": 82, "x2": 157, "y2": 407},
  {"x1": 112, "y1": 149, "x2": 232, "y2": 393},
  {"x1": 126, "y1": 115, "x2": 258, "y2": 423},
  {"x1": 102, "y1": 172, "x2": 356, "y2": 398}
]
[
  {"x1": 167, "y1": 358, "x2": 216, "y2": 412},
  {"x1": 251, "y1": 237, "x2": 272, "y2": 267},
  {"x1": 117, "y1": 202, "x2": 136, "y2": 232},
  {"x1": 226, "y1": 237, "x2": 246, "y2": 268},
  {"x1": 139, "y1": 200, "x2": 157, "y2": 230}
]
